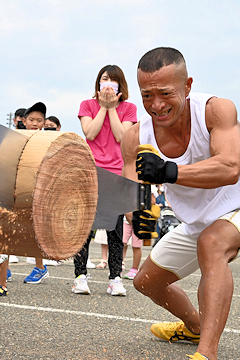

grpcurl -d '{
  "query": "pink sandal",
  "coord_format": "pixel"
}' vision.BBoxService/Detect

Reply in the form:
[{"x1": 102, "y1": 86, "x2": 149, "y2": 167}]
[{"x1": 96, "y1": 259, "x2": 107, "y2": 269}]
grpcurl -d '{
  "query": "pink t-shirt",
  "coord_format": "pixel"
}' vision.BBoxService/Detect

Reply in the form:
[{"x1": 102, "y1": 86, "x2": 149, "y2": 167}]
[{"x1": 78, "y1": 99, "x2": 137, "y2": 175}]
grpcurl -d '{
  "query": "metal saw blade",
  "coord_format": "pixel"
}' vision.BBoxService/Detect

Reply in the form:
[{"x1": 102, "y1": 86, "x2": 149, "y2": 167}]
[{"x1": 92, "y1": 167, "x2": 151, "y2": 231}]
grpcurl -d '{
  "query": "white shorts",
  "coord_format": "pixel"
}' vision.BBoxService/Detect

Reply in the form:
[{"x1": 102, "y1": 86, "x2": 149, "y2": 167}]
[{"x1": 151, "y1": 210, "x2": 240, "y2": 279}]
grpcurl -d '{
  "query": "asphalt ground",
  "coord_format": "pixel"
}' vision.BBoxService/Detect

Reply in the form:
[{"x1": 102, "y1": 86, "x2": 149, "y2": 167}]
[{"x1": 1, "y1": 241, "x2": 240, "y2": 360}]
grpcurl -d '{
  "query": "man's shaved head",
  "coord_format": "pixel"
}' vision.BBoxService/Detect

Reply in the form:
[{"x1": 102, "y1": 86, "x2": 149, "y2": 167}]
[{"x1": 138, "y1": 47, "x2": 188, "y2": 82}]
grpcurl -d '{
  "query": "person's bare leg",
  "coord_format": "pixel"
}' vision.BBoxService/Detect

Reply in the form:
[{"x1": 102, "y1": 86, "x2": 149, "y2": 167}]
[
  {"x1": 132, "y1": 247, "x2": 142, "y2": 269},
  {"x1": 35, "y1": 258, "x2": 44, "y2": 270},
  {"x1": 196, "y1": 220, "x2": 240, "y2": 360},
  {"x1": 122, "y1": 244, "x2": 128, "y2": 262},
  {"x1": 0, "y1": 261, "x2": 8, "y2": 288},
  {"x1": 133, "y1": 256, "x2": 200, "y2": 334},
  {"x1": 101, "y1": 244, "x2": 108, "y2": 262}
]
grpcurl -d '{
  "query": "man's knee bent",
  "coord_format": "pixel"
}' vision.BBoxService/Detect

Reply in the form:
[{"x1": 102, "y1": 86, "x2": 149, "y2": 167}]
[
  {"x1": 133, "y1": 256, "x2": 158, "y2": 295},
  {"x1": 197, "y1": 220, "x2": 240, "y2": 265},
  {"x1": 133, "y1": 271, "x2": 143, "y2": 293},
  {"x1": 133, "y1": 256, "x2": 178, "y2": 296},
  {"x1": 197, "y1": 231, "x2": 220, "y2": 262}
]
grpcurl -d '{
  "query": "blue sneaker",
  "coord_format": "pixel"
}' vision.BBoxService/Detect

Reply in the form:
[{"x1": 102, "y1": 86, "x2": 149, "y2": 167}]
[
  {"x1": 23, "y1": 265, "x2": 49, "y2": 284},
  {"x1": 6, "y1": 268, "x2": 12, "y2": 282}
]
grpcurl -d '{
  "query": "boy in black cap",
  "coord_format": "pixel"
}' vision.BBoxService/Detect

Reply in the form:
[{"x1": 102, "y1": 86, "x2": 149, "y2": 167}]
[{"x1": 22, "y1": 102, "x2": 46, "y2": 131}]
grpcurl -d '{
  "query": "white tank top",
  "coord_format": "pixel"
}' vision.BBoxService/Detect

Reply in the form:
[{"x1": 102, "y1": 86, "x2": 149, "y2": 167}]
[{"x1": 139, "y1": 92, "x2": 240, "y2": 236}]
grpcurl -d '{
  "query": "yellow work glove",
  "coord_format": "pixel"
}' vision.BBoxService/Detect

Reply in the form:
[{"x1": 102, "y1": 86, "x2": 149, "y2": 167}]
[
  {"x1": 132, "y1": 204, "x2": 160, "y2": 240},
  {"x1": 136, "y1": 144, "x2": 178, "y2": 184}
]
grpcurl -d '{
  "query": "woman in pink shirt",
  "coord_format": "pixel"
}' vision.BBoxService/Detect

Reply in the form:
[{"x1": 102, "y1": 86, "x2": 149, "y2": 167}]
[{"x1": 72, "y1": 65, "x2": 137, "y2": 296}]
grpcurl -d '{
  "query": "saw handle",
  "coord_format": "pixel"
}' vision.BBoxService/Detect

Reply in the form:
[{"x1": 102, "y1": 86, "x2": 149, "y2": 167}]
[
  {"x1": 137, "y1": 183, "x2": 152, "y2": 246},
  {"x1": 138, "y1": 183, "x2": 151, "y2": 211}
]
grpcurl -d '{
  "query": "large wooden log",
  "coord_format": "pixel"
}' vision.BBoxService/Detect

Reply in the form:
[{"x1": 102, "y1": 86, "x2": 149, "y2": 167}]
[{"x1": 0, "y1": 130, "x2": 98, "y2": 260}]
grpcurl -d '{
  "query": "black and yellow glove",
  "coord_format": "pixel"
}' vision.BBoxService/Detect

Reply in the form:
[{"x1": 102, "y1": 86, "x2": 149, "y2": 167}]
[
  {"x1": 136, "y1": 144, "x2": 178, "y2": 184},
  {"x1": 132, "y1": 204, "x2": 160, "y2": 240}
]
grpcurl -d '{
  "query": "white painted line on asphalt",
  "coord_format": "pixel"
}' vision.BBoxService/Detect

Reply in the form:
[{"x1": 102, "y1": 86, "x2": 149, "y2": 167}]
[
  {"x1": 223, "y1": 328, "x2": 240, "y2": 334},
  {"x1": 0, "y1": 302, "x2": 239, "y2": 335},
  {"x1": 10, "y1": 272, "x2": 240, "y2": 294},
  {"x1": 10, "y1": 272, "x2": 133, "y2": 287},
  {"x1": 0, "y1": 302, "x2": 159, "y2": 323},
  {"x1": 183, "y1": 289, "x2": 240, "y2": 298},
  {"x1": 11, "y1": 272, "x2": 107, "y2": 281}
]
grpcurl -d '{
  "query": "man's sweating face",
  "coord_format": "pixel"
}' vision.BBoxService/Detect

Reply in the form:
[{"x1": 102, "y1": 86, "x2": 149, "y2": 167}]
[
  {"x1": 23, "y1": 111, "x2": 45, "y2": 130},
  {"x1": 138, "y1": 64, "x2": 192, "y2": 128}
]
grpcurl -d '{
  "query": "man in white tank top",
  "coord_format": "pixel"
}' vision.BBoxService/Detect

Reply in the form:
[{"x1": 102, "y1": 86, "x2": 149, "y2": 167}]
[{"x1": 121, "y1": 47, "x2": 240, "y2": 360}]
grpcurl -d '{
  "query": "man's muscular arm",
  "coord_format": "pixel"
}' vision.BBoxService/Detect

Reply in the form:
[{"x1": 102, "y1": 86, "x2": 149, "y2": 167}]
[
  {"x1": 176, "y1": 97, "x2": 240, "y2": 188},
  {"x1": 121, "y1": 122, "x2": 140, "y2": 182},
  {"x1": 121, "y1": 123, "x2": 140, "y2": 224},
  {"x1": 121, "y1": 123, "x2": 160, "y2": 236}
]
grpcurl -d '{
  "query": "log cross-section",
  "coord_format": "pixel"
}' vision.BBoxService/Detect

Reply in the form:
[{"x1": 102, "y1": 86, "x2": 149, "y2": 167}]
[{"x1": 0, "y1": 129, "x2": 98, "y2": 260}]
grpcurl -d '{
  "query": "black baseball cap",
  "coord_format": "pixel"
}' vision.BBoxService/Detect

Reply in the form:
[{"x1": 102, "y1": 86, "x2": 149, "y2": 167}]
[{"x1": 24, "y1": 102, "x2": 46, "y2": 117}]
